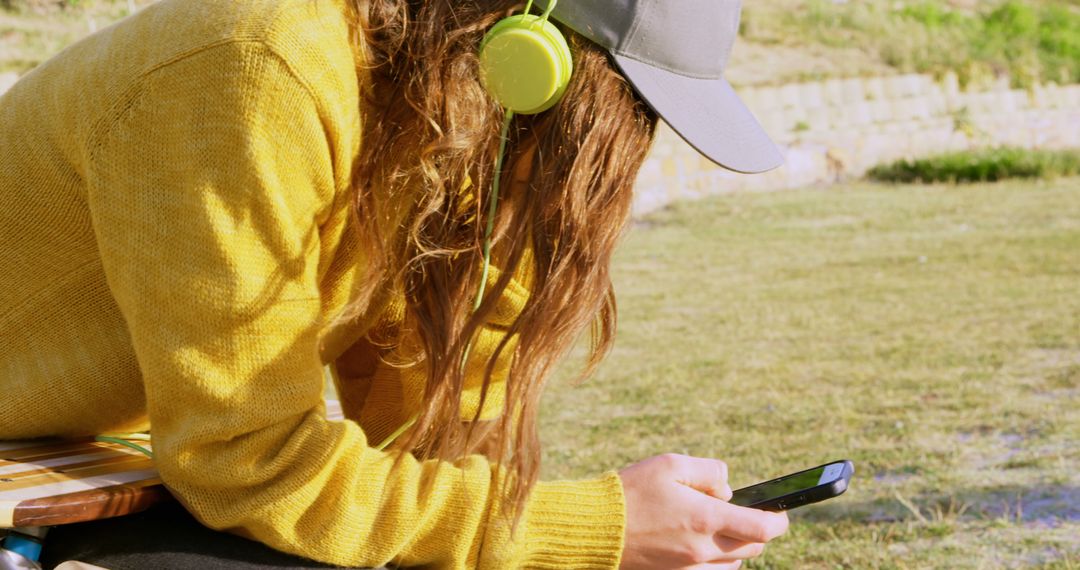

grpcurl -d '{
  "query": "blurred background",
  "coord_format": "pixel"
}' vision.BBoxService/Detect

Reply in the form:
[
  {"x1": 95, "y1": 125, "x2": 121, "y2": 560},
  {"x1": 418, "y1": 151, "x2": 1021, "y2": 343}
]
[{"x1": 2, "y1": 1, "x2": 1077, "y2": 568}]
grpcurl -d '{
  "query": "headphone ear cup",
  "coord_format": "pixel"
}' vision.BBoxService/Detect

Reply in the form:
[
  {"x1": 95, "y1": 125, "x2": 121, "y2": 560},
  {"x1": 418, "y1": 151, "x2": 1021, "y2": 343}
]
[{"x1": 479, "y1": 14, "x2": 573, "y2": 115}]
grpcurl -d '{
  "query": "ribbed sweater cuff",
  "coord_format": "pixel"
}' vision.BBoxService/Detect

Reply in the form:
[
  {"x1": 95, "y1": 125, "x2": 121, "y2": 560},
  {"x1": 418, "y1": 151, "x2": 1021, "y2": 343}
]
[{"x1": 522, "y1": 471, "x2": 626, "y2": 569}]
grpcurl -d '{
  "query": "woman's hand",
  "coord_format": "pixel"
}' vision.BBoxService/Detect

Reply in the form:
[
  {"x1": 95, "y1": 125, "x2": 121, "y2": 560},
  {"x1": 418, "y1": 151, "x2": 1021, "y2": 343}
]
[{"x1": 618, "y1": 454, "x2": 789, "y2": 569}]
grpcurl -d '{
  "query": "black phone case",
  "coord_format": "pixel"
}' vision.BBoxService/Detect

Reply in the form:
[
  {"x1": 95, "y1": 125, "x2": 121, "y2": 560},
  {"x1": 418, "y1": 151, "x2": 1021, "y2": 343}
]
[{"x1": 734, "y1": 459, "x2": 854, "y2": 512}]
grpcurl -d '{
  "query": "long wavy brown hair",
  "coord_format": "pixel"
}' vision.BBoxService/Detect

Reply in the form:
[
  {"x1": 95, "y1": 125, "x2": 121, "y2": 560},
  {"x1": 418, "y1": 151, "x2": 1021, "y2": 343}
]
[{"x1": 341, "y1": 0, "x2": 658, "y2": 525}]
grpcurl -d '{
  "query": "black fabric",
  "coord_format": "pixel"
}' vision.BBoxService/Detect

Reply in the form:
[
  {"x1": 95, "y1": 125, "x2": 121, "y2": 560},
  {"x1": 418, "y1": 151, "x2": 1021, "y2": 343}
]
[{"x1": 39, "y1": 501, "x2": 385, "y2": 570}]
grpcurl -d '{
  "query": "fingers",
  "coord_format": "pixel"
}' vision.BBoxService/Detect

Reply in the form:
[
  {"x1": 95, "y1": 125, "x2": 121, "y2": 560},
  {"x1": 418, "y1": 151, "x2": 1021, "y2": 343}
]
[
  {"x1": 674, "y1": 502, "x2": 770, "y2": 565},
  {"x1": 711, "y1": 536, "x2": 765, "y2": 562},
  {"x1": 685, "y1": 561, "x2": 743, "y2": 570},
  {"x1": 681, "y1": 533, "x2": 764, "y2": 566},
  {"x1": 713, "y1": 501, "x2": 790, "y2": 543},
  {"x1": 670, "y1": 455, "x2": 729, "y2": 499}
]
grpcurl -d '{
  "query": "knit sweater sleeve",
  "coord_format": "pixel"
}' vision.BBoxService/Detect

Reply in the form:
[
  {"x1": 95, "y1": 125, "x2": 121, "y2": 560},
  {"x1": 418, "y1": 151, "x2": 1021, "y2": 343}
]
[{"x1": 84, "y1": 41, "x2": 624, "y2": 569}]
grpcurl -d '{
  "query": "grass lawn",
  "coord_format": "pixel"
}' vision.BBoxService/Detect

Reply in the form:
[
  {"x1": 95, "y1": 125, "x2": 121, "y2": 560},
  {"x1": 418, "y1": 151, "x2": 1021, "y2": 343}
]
[{"x1": 540, "y1": 178, "x2": 1080, "y2": 569}]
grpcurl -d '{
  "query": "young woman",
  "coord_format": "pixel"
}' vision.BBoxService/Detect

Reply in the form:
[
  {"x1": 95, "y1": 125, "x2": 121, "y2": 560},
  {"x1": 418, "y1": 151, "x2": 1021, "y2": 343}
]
[{"x1": 0, "y1": 0, "x2": 788, "y2": 568}]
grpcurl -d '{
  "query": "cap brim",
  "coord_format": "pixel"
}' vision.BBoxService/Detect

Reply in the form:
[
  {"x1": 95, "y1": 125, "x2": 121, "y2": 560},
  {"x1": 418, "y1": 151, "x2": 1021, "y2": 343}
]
[{"x1": 613, "y1": 54, "x2": 784, "y2": 174}]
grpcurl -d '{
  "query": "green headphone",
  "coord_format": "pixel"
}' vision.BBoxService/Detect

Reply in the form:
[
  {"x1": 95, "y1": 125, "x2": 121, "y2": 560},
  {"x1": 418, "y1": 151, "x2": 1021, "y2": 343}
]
[{"x1": 479, "y1": 1, "x2": 573, "y2": 115}]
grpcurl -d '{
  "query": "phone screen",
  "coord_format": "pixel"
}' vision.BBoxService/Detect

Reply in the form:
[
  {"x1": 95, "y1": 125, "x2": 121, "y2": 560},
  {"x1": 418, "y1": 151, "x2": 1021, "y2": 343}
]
[{"x1": 729, "y1": 462, "x2": 845, "y2": 507}]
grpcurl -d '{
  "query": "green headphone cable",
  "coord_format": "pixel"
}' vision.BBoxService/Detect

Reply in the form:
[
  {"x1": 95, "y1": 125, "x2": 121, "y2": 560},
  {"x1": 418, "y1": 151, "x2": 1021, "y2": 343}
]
[
  {"x1": 94, "y1": 434, "x2": 154, "y2": 458},
  {"x1": 376, "y1": 0, "x2": 559, "y2": 452},
  {"x1": 520, "y1": 0, "x2": 557, "y2": 23},
  {"x1": 374, "y1": 109, "x2": 516, "y2": 453},
  {"x1": 472, "y1": 109, "x2": 516, "y2": 313}
]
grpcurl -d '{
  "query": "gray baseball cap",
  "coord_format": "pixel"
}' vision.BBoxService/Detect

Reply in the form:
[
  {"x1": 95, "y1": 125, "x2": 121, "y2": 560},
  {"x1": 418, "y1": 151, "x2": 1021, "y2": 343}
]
[{"x1": 535, "y1": 0, "x2": 783, "y2": 173}]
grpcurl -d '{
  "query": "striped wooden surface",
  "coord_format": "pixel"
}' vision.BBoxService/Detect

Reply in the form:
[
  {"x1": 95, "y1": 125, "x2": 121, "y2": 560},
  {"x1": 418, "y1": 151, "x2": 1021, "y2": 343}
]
[{"x1": 0, "y1": 401, "x2": 344, "y2": 528}]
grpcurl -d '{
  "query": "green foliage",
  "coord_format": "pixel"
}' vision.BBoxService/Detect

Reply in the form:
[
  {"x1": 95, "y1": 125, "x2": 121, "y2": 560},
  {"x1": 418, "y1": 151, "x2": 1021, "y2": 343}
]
[
  {"x1": 976, "y1": 1, "x2": 1073, "y2": 85},
  {"x1": 1038, "y1": 5, "x2": 1080, "y2": 84},
  {"x1": 0, "y1": 0, "x2": 75, "y2": 12},
  {"x1": 868, "y1": 147, "x2": 1080, "y2": 184},
  {"x1": 744, "y1": 0, "x2": 1080, "y2": 88}
]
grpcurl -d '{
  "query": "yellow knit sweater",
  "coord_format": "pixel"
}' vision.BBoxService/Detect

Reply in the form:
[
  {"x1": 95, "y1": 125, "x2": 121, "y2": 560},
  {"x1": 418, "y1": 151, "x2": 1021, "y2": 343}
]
[{"x1": 0, "y1": 0, "x2": 625, "y2": 567}]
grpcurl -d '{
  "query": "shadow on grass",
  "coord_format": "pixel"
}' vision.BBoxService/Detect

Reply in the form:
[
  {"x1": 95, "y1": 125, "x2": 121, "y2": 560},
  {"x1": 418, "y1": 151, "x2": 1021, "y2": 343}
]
[{"x1": 795, "y1": 484, "x2": 1080, "y2": 527}]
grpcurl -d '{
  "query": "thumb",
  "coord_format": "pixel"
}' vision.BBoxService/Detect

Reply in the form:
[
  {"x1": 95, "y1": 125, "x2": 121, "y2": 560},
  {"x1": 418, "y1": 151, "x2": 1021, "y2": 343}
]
[{"x1": 675, "y1": 456, "x2": 730, "y2": 499}]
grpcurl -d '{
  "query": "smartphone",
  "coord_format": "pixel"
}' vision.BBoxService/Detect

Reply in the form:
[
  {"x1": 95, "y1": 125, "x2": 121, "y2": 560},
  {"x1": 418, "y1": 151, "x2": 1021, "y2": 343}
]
[{"x1": 729, "y1": 460, "x2": 854, "y2": 511}]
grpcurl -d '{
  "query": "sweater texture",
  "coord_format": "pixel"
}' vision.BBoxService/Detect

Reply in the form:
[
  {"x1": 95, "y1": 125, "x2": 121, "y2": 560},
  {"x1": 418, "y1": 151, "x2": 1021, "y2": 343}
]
[{"x1": 0, "y1": 0, "x2": 626, "y2": 567}]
